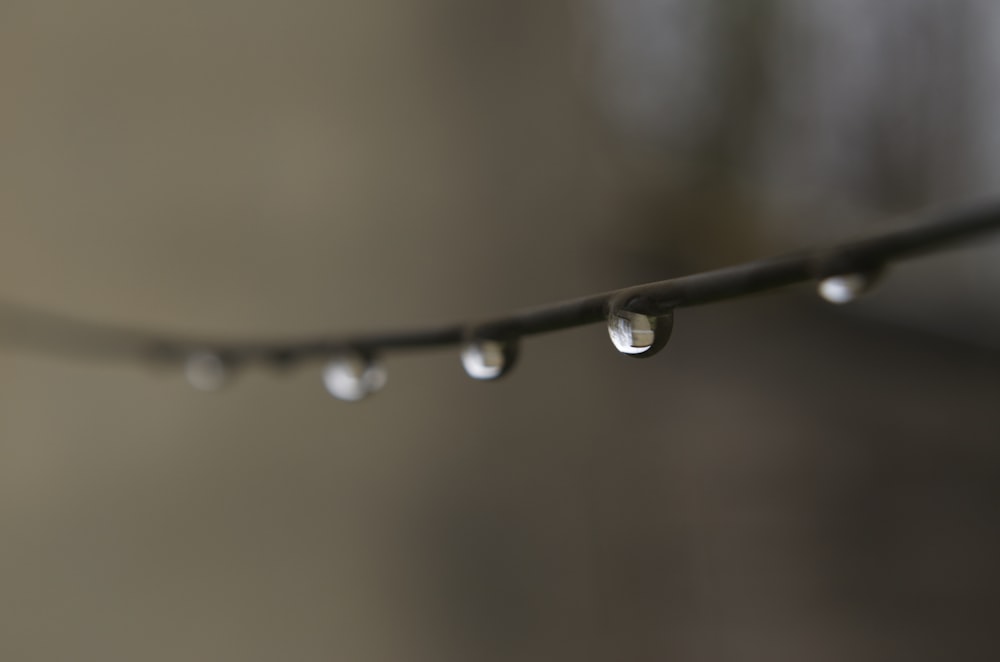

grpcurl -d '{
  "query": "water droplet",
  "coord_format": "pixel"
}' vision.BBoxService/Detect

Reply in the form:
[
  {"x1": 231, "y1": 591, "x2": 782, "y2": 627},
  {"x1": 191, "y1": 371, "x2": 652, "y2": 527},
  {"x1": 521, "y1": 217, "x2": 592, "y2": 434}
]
[
  {"x1": 607, "y1": 306, "x2": 673, "y2": 358},
  {"x1": 322, "y1": 354, "x2": 387, "y2": 401},
  {"x1": 818, "y1": 272, "x2": 874, "y2": 305},
  {"x1": 460, "y1": 338, "x2": 518, "y2": 380},
  {"x1": 184, "y1": 351, "x2": 230, "y2": 391}
]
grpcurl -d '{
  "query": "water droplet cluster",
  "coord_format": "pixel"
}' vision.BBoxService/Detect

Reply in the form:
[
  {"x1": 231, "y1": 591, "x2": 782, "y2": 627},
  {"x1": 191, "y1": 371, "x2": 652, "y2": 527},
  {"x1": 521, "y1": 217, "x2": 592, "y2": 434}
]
[{"x1": 180, "y1": 261, "x2": 892, "y2": 399}]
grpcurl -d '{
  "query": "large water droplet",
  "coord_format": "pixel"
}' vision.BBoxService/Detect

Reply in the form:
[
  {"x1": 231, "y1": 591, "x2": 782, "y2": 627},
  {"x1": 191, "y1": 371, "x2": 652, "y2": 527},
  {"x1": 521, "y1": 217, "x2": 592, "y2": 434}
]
[
  {"x1": 185, "y1": 351, "x2": 230, "y2": 391},
  {"x1": 607, "y1": 307, "x2": 673, "y2": 358},
  {"x1": 322, "y1": 354, "x2": 387, "y2": 401},
  {"x1": 818, "y1": 272, "x2": 873, "y2": 305},
  {"x1": 460, "y1": 338, "x2": 518, "y2": 380}
]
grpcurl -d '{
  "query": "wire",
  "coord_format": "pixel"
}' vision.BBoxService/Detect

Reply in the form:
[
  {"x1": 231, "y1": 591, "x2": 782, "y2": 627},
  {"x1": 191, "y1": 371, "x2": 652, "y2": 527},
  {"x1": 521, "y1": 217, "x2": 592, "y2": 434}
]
[{"x1": 2, "y1": 200, "x2": 1000, "y2": 397}]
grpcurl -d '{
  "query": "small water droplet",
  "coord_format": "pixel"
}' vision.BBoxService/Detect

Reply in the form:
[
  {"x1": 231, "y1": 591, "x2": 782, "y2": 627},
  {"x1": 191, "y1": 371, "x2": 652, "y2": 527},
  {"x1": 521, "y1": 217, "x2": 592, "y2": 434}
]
[
  {"x1": 607, "y1": 306, "x2": 673, "y2": 358},
  {"x1": 818, "y1": 273, "x2": 873, "y2": 305},
  {"x1": 185, "y1": 351, "x2": 230, "y2": 391},
  {"x1": 460, "y1": 338, "x2": 518, "y2": 380},
  {"x1": 323, "y1": 354, "x2": 387, "y2": 401}
]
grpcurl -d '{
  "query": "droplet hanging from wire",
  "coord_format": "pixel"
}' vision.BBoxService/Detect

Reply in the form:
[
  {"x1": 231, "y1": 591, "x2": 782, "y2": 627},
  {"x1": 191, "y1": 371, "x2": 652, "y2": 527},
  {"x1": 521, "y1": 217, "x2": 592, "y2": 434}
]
[
  {"x1": 817, "y1": 270, "x2": 879, "y2": 305},
  {"x1": 460, "y1": 337, "x2": 519, "y2": 380},
  {"x1": 184, "y1": 351, "x2": 231, "y2": 391},
  {"x1": 607, "y1": 296, "x2": 674, "y2": 358},
  {"x1": 322, "y1": 353, "x2": 387, "y2": 401}
]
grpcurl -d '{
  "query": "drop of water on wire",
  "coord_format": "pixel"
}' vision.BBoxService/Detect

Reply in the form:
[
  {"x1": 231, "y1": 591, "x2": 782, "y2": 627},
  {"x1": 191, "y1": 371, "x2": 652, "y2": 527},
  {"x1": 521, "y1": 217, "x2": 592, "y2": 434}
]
[
  {"x1": 185, "y1": 351, "x2": 230, "y2": 391},
  {"x1": 323, "y1": 354, "x2": 387, "y2": 402},
  {"x1": 608, "y1": 307, "x2": 674, "y2": 358},
  {"x1": 460, "y1": 338, "x2": 518, "y2": 380},
  {"x1": 817, "y1": 273, "x2": 873, "y2": 305}
]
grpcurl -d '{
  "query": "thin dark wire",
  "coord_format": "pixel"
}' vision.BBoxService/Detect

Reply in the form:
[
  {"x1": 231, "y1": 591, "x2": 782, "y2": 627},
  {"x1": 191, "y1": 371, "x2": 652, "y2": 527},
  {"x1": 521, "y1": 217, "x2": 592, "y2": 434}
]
[{"x1": 3, "y1": 200, "x2": 1000, "y2": 369}]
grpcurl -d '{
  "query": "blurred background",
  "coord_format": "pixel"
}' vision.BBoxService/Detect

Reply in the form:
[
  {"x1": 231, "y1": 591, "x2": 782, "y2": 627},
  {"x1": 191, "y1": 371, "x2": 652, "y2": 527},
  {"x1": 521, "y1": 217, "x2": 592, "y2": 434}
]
[{"x1": 2, "y1": 1, "x2": 999, "y2": 660}]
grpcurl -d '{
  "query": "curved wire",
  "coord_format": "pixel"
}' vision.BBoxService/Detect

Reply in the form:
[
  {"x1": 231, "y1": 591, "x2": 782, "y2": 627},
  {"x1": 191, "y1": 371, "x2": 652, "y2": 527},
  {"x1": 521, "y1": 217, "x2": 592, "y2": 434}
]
[{"x1": 3, "y1": 200, "x2": 1000, "y2": 369}]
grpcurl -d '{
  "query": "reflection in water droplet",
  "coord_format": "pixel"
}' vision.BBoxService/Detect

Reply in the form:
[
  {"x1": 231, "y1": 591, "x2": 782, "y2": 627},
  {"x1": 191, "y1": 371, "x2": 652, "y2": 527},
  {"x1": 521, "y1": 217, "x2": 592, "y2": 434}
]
[
  {"x1": 185, "y1": 351, "x2": 229, "y2": 391},
  {"x1": 460, "y1": 338, "x2": 518, "y2": 380},
  {"x1": 818, "y1": 273, "x2": 872, "y2": 304},
  {"x1": 608, "y1": 307, "x2": 673, "y2": 358},
  {"x1": 322, "y1": 354, "x2": 387, "y2": 401}
]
